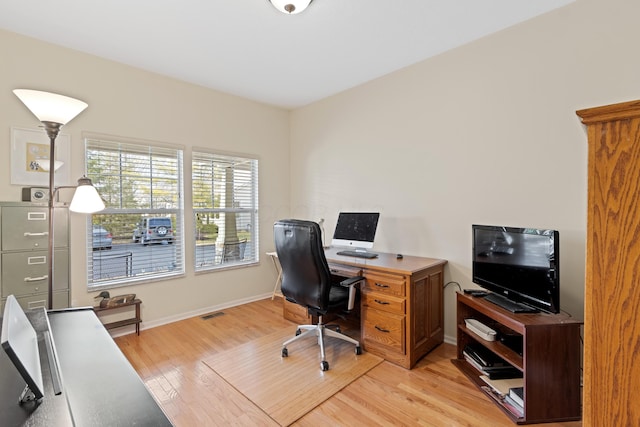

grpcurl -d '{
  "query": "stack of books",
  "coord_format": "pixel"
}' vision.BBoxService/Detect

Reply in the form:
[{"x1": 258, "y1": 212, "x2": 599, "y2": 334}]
[
  {"x1": 479, "y1": 378, "x2": 525, "y2": 418},
  {"x1": 503, "y1": 386, "x2": 524, "y2": 418},
  {"x1": 465, "y1": 343, "x2": 525, "y2": 419},
  {"x1": 462, "y1": 344, "x2": 522, "y2": 379}
]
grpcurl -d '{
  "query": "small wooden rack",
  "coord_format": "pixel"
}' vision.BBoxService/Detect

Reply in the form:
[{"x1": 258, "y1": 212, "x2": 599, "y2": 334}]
[{"x1": 93, "y1": 298, "x2": 142, "y2": 335}]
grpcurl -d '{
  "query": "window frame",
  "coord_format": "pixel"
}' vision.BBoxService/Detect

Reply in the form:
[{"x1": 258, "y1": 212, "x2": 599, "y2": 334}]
[
  {"x1": 192, "y1": 149, "x2": 259, "y2": 272},
  {"x1": 84, "y1": 133, "x2": 185, "y2": 290}
]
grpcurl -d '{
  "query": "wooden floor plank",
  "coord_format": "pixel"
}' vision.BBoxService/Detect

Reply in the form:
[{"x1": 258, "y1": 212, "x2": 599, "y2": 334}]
[{"x1": 115, "y1": 297, "x2": 582, "y2": 427}]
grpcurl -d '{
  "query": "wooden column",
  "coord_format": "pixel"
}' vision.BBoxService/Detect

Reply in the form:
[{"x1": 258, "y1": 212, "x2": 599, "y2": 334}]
[{"x1": 577, "y1": 100, "x2": 640, "y2": 427}]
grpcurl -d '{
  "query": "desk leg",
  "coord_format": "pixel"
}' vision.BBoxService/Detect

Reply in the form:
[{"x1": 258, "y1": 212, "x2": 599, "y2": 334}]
[
  {"x1": 135, "y1": 302, "x2": 140, "y2": 335},
  {"x1": 269, "y1": 253, "x2": 283, "y2": 300}
]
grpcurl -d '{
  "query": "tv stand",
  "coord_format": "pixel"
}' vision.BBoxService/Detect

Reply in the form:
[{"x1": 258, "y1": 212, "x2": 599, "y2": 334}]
[
  {"x1": 453, "y1": 292, "x2": 582, "y2": 424},
  {"x1": 483, "y1": 293, "x2": 538, "y2": 313}
]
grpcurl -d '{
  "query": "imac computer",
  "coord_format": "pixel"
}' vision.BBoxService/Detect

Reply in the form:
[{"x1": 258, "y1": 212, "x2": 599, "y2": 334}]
[{"x1": 332, "y1": 212, "x2": 380, "y2": 259}]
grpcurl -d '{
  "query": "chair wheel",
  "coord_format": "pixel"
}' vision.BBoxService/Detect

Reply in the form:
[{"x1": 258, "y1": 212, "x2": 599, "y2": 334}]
[
  {"x1": 355, "y1": 346, "x2": 362, "y2": 355},
  {"x1": 282, "y1": 347, "x2": 288, "y2": 357},
  {"x1": 321, "y1": 361, "x2": 329, "y2": 371},
  {"x1": 295, "y1": 329, "x2": 301, "y2": 336}
]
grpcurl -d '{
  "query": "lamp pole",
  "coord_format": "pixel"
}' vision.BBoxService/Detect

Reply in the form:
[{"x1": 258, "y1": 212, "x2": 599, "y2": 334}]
[
  {"x1": 13, "y1": 90, "x2": 91, "y2": 310},
  {"x1": 42, "y1": 122, "x2": 63, "y2": 309}
]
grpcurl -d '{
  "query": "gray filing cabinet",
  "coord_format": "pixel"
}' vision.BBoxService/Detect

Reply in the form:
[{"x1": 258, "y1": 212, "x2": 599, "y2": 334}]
[{"x1": 0, "y1": 201, "x2": 70, "y2": 311}]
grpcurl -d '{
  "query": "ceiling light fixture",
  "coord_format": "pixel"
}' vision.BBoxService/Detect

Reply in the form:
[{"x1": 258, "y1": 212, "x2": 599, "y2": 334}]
[{"x1": 269, "y1": 0, "x2": 313, "y2": 15}]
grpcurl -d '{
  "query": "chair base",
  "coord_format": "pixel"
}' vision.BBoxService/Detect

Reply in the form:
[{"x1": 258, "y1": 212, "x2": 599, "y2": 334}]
[{"x1": 281, "y1": 315, "x2": 362, "y2": 371}]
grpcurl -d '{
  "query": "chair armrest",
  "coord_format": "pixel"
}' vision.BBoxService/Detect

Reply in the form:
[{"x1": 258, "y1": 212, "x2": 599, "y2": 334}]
[{"x1": 339, "y1": 276, "x2": 364, "y2": 311}]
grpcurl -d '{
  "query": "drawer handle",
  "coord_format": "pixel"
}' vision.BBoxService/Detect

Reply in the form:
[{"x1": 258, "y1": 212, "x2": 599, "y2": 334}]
[
  {"x1": 27, "y1": 212, "x2": 47, "y2": 221},
  {"x1": 28, "y1": 300, "x2": 47, "y2": 309},
  {"x1": 374, "y1": 299, "x2": 390, "y2": 305},
  {"x1": 375, "y1": 325, "x2": 390, "y2": 333},
  {"x1": 375, "y1": 283, "x2": 389, "y2": 288},
  {"x1": 24, "y1": 275, "x2": 48, "y2": 282},
  {"x1": 24, "y1": 232, "x2": 49, "y2": 237}
]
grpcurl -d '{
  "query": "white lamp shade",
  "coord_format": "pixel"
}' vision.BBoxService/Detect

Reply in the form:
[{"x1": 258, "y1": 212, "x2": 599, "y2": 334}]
[
  {"x1": 269, "y1": 0, "x2": 313, "y2": 14},
  {"x1": 69, "y1": 178, "x2": 105, "y2": 214},
  {"x1": 35, "y1": 159, "x2": 64, "y2": 172},
  {"x1": 13, "y1": 89, "x2": 88, "y2": 125}
]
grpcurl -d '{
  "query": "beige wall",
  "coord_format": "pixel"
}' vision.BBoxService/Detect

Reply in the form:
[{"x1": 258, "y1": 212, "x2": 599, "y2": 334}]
[
  {"x1": 2, "y1": 0, "x2": 639, "y2": 340},
  {"x1": 289, "y1": 0, "x2": 640, "y2": 341},
  {"x1": 0, "y1": 30, "x2": 291, "y2": 326}
]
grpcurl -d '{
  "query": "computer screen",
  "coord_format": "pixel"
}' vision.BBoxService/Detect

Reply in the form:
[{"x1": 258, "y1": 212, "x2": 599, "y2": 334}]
[
  {"x1": 331, "y1": 212, "x2": 380, "y2": 250},
  {"x1": 1, "y1": 294, "x2": 44, "y2": 402}
]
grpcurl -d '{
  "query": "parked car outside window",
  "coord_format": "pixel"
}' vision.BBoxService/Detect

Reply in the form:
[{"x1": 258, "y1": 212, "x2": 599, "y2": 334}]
[
  {"x1": 92, "y1": 226, "x2": 113, "y2": 250},
  {"x1": 132, "y1": 217, "x2": 175, "y2": 245}
]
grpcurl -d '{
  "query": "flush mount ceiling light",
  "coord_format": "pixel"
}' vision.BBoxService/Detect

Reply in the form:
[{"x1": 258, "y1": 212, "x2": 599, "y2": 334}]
[{"x1": 269, "y1": 0, "x2": 313, "y2": 15}]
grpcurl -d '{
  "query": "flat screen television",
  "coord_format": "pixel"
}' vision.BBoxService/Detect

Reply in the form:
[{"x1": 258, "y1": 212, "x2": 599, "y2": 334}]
[
  {"x1": 472, "y1": 224, "x2": 560, "y2": 314},
  {"x1": 331, "y1": 212, "x2": 380, "y2": 251}
]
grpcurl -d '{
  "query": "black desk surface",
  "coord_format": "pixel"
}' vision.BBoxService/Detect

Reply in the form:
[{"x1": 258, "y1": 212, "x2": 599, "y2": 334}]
[
  {"x1": 1, "y1": 308, "x2": 172, "y2": 427},
  {"x1": 1, "y1": 309, "x2": 73, "y2": 427}
]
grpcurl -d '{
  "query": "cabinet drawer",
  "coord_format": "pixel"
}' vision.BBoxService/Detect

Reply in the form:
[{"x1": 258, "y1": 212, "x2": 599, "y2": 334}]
[
  {"x1": 1, "y1": 207, "x2": 49, "y2": 250},
  {"x1": 362, "y1": 290, "x2": 405, "y2": 314},
  {"x1": 1, "y1": 206, "x2": 69, "y2": 250},
  {"x1": 1, "y1": 291, "x2": 68, "y2": 311},
  {"x1": 362, "y1": 272, "x2": 406, "y2": 297},
  {"x1": 362, "y1": 307, "x2": 405, "y2": 353},
  {"x1": 1, "y1": 249, "x2": 69, "y2": 297}
]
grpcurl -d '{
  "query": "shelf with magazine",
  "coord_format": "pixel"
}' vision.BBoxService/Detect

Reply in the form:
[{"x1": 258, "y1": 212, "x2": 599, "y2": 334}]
[{"x1": 452, "y1": 292, "x2": 582, "y2": 424}]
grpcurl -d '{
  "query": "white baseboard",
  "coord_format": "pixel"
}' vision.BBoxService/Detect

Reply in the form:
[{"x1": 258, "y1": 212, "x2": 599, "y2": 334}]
[
  {"x1": 108, "y1": 293, "x2": 459, "y2": 350},
  {"x1": 107, "y1": 292, "x2": 273, "y2": 338},
  {"x1": 444, "y1": 334, "x2": 456, "y2": 346}
]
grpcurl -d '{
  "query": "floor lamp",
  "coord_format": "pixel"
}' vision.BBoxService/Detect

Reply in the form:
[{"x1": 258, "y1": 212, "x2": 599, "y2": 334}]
[{"x1": 13, "y1": 89, "x2": 105, "y2": 310}]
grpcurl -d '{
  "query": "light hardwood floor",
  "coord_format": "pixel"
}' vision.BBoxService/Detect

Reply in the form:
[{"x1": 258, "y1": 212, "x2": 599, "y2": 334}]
[{"x1": 115, "y1": 297, "x2": 582, "y2": 427}]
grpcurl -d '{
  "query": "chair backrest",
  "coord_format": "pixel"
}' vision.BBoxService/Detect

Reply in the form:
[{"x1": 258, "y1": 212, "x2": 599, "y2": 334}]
[{"x1": 274, "y1": 219, "x2": 332, "y2": 312}]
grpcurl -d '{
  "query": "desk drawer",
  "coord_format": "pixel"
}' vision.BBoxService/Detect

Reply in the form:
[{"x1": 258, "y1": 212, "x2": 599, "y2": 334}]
[
  {"x1": 362, "y1": 272, "x2": 406, "y2": 297},
  {"x1": 283, "y1": 298, "x2": 315, "y2": 324},
  {"x1": 362, "y1": 307, "x2": 404, "y2": 353},
  {"x1": 328, "y1": 263, "x2": 362, "y2": 278},
  {"x1": 362, "y1": 290, "x2": 405, "y2": 315}
]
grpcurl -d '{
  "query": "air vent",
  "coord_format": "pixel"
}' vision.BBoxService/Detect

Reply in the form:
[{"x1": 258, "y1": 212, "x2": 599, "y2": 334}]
[{"x1": 201, "y1": 312, "x2": 225, "y2": 320}]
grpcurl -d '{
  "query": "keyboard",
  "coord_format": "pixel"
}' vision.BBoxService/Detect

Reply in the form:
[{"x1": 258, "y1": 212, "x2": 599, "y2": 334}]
[
  {"x1": 336, "y1": 250, "x2": 378, "y2": 259},
  {"x1": 483, "y1": 293, "x2": 538, "y2": 313}
]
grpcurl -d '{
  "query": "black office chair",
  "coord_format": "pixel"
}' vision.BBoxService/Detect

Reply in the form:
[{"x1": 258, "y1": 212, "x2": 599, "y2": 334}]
[{"x1": 274, "y1": 219, "x2": 363, "y2": 371}]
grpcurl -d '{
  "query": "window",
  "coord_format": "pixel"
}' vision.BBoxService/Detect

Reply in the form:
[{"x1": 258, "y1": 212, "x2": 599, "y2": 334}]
[
  {"x1": 192, "y1": 150, "x2": 259, "y2": 271},
  {"x1": 85, "y1": 135, "x2": 184, "y2": 289}
]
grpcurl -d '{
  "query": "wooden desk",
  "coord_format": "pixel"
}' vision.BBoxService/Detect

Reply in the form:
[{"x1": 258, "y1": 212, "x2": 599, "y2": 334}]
[{"x1": 284, "y1": 248, "x2": 447, "y2": 369}]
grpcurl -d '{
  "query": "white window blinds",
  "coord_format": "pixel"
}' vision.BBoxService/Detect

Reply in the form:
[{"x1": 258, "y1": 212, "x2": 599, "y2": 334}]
[
  {"x1": 192, "y1": 150, "x2": 259, "y2": 271},
  {"x1": 85, "y1": 136, "x2": 185, "y2": 288}
]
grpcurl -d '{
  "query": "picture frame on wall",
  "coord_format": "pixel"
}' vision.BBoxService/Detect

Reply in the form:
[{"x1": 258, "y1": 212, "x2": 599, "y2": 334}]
[{"x1": 10, "y1": 127, "x2": 71, "y2": 186}]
